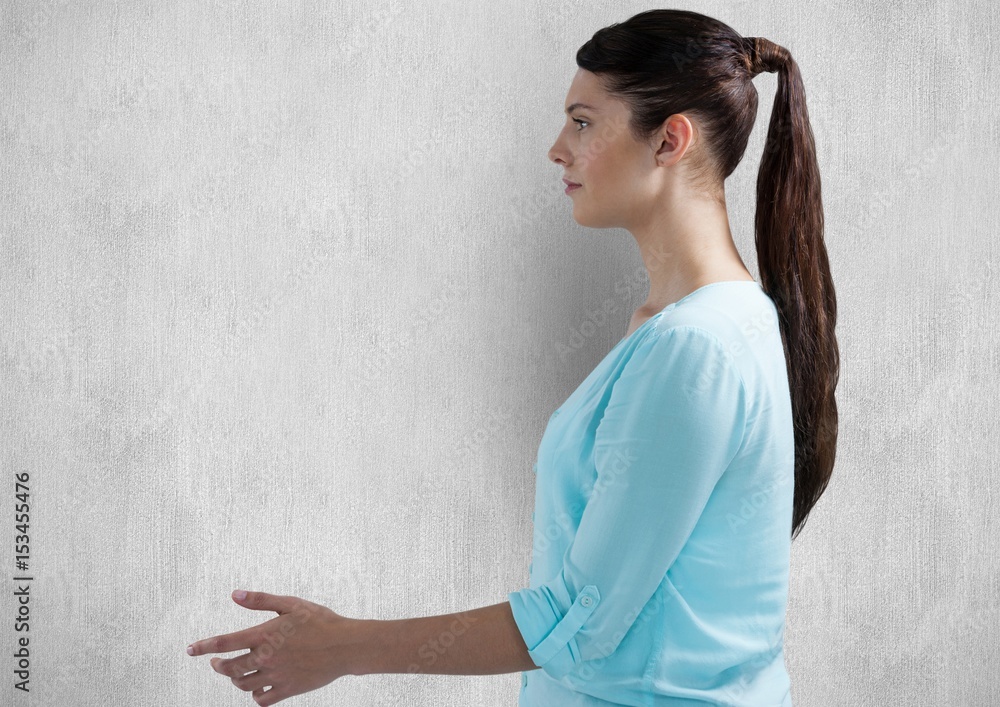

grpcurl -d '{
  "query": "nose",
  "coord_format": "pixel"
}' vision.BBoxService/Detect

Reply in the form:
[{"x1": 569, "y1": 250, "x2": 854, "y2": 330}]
[
  {"x1": 548, "y1": 129, "x2": 570, "y2": 166},
  {"x1": 548, "y1": 143, "x2": 566, "y2": 166}
]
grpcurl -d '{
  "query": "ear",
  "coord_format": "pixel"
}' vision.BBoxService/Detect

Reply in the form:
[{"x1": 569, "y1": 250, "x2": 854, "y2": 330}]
[{"x1": 654, "y1": 114, "x2": 695, "y2": 166}]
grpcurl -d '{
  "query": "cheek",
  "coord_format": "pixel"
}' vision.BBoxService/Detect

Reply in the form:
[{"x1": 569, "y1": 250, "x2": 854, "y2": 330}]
[{"x1": 586, "y1": 154, "x2": 628, "y2": 196}]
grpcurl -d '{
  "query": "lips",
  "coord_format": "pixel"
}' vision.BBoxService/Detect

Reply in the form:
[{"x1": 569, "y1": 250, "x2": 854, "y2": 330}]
[{"x1": 562, "y1": 178, "x2": 581, "y2": 187}]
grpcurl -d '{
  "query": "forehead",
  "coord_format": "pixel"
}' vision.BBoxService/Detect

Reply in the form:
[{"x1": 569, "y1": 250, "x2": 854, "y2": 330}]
[{"x1": 563, "y1": 69, "x2": 611, "y2": 112}]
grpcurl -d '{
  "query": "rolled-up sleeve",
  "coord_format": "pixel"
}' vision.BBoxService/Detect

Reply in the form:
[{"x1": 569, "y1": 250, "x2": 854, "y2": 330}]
[{"x1": 508, "y1": 325, "x2": 747, "y2": 680}]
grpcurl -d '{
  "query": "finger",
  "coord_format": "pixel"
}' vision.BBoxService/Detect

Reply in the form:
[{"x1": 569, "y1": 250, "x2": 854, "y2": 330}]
[
  {"x1": 253, "y1": 684, "x2": 291, "y2": 707},
  {"x1": 233, "y1": 589, "x2": 297, "y2": 615},
  {"x1": 210, "y1": 652, "x2": 258, "y2": 678},
  {"x1": 231, "y1": 669, "x2": 271, "y2": 693},
  {"x1": 187, "y1": 626, "x2": 260, "y2": 657}
]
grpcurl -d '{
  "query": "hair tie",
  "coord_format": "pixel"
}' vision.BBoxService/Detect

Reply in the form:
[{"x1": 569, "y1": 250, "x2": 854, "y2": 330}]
[{"x1": 743, "y1": 36, "x2": 788, "y2": 77}]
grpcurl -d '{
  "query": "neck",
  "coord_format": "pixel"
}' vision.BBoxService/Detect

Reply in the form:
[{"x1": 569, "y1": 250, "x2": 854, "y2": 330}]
[{"x1": 628, "y1": 190, "x2": 753, "y2": 314}]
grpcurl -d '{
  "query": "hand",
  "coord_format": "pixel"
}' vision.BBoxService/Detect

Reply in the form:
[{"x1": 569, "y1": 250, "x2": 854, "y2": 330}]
[{"x1": 187, "y1": 589, "x2": 360, "y2": 706}]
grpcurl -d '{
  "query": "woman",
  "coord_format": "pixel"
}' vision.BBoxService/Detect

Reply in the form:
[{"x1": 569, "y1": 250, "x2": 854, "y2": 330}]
[{"x1": 187, "y1": 9, "x2": 839, "y2": 706}]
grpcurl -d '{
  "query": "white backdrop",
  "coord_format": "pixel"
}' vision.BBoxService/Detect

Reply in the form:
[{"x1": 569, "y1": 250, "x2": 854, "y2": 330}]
[{"x1": 2, "y1": 1, "x2": 997, "y2": 705}]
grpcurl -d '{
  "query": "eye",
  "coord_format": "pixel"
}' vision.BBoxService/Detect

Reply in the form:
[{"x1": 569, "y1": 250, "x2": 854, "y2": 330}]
[{"x1": 573, "y1": 117, "x2": 589, "y2": 131}]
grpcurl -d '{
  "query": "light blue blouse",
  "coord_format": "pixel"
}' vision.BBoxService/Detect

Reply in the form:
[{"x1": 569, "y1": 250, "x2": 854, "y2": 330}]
[{"x1": 508, "y1": 280, "x2": 795, "y2": 706}]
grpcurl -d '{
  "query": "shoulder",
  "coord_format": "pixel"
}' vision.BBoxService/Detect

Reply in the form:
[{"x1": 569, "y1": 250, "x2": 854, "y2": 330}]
[
  {"x1": 649, "y1": 299, "x2": 763, "y2": 389},
  {"x1": 643, "y1": 319, "x2": 743, "y2": 374},
  {"x1": 622, "y1": 323, "x2": 748, "y2": 410},
  {"x1": 652, "y1": 301, "x2": 745, "y2": 355},
  {"x1": 612, "y1": 323, "x2": 748, "y2": 456}
]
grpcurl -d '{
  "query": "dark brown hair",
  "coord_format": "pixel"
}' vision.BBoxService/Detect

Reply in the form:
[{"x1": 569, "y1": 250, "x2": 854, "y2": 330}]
[{"x1": 577, "y1": 9, "x2": 839, "y2": 539}]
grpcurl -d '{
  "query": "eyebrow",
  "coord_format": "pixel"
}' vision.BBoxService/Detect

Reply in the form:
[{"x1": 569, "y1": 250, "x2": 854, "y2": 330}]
[{"x1": 565, "y1": 102, "x2": 600, "y2": 115}]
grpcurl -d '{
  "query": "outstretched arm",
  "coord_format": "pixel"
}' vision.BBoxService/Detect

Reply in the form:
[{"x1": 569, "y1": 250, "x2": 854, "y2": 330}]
[
  {"x1": 187, "y1": 590, "x2": 536, "y2": 706},
  {"x1": 350, "y1": 599, "x2": 537, "y2": 676}
]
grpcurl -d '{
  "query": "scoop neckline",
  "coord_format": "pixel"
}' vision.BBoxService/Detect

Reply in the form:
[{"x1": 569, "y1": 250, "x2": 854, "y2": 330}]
[
  {"x1": 667, "y1": 279, "x2": 761, "y2": 308},
  {"x1": 613, "y1": 279, "x2": 762, "y2": 349}
]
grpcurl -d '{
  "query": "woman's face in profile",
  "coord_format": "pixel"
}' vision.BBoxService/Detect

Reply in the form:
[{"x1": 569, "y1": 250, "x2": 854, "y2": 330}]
[{"x1": 548, "y1": 68, "x2": 659, "y2": 230}]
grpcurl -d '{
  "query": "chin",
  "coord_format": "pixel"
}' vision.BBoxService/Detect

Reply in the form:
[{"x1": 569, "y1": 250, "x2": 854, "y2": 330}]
[{"x1": 571, "y1": 206, "x2": 613, "y2": 229}]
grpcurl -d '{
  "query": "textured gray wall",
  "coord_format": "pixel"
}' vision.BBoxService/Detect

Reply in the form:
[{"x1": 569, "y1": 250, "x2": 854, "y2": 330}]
[{"x1": 2, "y1": 1, "x2": 997, "y2": 705}]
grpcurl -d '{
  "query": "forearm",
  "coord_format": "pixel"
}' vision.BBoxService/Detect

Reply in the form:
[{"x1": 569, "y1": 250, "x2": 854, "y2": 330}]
[{"x1": 348, "y1": 600, "x2": 538, "y2": 677}]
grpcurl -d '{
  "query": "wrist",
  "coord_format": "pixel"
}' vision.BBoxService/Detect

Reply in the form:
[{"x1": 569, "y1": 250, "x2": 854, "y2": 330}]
[{"x1": 342, "y1": 617, "x2": 384, "y2": 677}]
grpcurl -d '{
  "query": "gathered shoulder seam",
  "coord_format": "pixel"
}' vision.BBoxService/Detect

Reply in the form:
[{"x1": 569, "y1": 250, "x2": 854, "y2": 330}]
[{"x1": 647, "y1": 324, "x2": 750, "y2": 460}]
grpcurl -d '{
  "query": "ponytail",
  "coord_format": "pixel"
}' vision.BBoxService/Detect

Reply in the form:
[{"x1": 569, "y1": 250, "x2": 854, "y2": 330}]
[{"x1": 746, "y1": 37, "x2": 840, "y2": 539}]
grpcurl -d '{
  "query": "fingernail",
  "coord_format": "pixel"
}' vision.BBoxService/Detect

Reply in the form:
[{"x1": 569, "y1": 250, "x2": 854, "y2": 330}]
[
  {"x1": 233, "y1": 589, "x2": 247, "y2": 600},
  {"x1": 187, "y1": 644, "x2": 195, "y2": 656}
]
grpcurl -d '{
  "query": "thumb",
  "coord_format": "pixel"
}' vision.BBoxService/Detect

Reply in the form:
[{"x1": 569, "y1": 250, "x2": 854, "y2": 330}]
[{"x1": 231, "y1": 589, "x2": 292, "y2": 614}]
